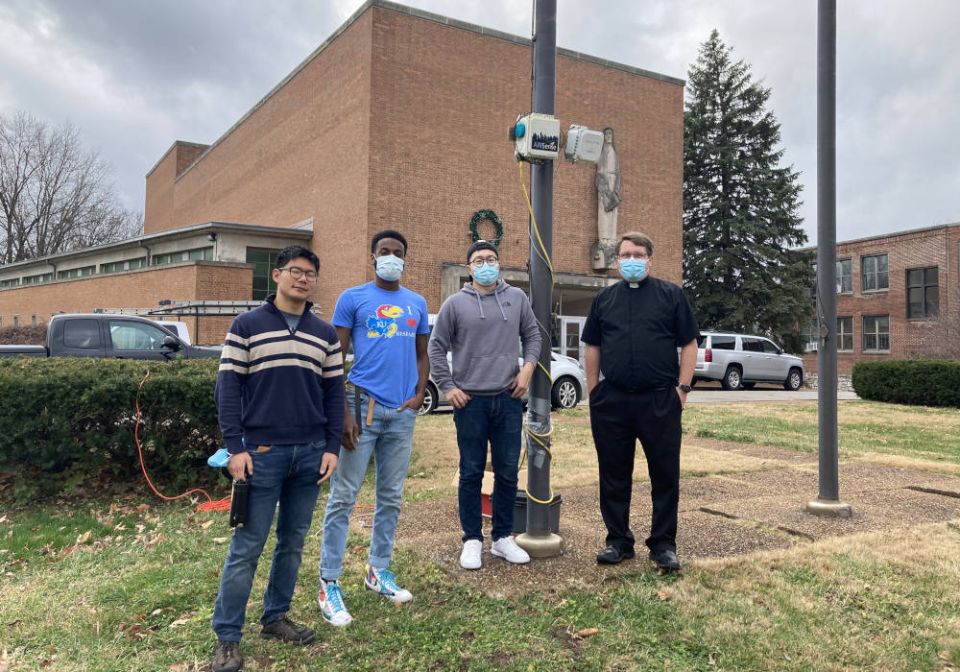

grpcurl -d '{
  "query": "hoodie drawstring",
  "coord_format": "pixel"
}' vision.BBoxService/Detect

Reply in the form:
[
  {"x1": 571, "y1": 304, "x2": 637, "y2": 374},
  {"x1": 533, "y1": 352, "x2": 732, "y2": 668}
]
[{"x1": 474, "y1": 291, "x2": 485, "y2": 319}]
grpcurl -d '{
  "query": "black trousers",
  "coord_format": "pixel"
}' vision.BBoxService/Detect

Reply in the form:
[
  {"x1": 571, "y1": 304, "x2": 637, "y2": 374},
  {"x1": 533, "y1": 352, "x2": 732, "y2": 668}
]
[{"x1": 588, "y1": 381, "x2": 682, "y2": 553}]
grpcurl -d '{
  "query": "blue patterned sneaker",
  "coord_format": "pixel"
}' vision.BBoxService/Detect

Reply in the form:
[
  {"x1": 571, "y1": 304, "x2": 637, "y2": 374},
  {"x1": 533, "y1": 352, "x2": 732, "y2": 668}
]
[
  {"x1": 364, "y1": 565, "x2": 413, "y2": 604},
  {"x1": 318, "y1": 579, "x2": 352, "y2": 627}
]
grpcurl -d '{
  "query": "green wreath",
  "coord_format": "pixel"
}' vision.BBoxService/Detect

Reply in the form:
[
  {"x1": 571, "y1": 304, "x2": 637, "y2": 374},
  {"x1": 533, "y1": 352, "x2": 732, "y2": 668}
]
[{"x1": 469, "y1": 209, "x2": 504, "y2": 247}]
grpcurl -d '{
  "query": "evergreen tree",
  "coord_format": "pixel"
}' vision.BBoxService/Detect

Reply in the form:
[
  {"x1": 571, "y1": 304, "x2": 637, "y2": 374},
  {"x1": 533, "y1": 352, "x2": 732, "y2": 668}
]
[{"x1": 683, "y1": 30, "x2": 813, "y2": 352}]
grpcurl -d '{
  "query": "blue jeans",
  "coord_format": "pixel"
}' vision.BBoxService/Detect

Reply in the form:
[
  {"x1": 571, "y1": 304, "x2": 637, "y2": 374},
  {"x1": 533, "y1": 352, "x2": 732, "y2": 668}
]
[
  {"x1": 320, "y1": 391, "x2": 417, "y2": 580},
  {"x1": 211, "y1": 440, "x2": 324, "y2": 642},
  {"x1": 453, "y1": 392, "x2": 523, "y2": 542}
]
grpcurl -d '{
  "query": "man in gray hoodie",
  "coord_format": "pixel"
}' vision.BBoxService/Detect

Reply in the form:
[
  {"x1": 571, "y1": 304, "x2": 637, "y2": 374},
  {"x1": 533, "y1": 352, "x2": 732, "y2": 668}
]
[{"x1": 428, "y1": 240, "x2": 542, "y2": 570}]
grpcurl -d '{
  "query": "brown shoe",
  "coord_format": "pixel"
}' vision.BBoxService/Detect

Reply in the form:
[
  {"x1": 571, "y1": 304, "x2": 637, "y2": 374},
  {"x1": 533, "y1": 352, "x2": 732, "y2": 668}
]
[
  {"x1": 212, "y1": 640, "x2": 243, "y2": 672},
  {"x1": 260, "y1": 615, "x2": 316, "y2": 645}
]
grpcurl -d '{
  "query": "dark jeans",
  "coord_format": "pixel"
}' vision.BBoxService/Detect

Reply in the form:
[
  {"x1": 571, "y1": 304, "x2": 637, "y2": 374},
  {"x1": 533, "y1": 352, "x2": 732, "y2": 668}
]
[
  {"x1": 588, "y1": 381, "x2": 682, "y2": 553},
  {"x1": 453, "y1": 392, "x2": 523, "y2": 542},
  {"x1": 211, "y1": 441, "x2": 324, "y2": 642}
]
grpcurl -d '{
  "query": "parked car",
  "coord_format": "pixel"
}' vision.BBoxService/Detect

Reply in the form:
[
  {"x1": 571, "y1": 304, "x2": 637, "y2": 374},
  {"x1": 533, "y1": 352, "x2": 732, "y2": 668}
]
[
  {"x1": 0, "y1": 314, "x2": 221, "y2": 360},
  {"x1": 418, "y1": 314, "x2": 587, "y2": 414},
  {"x1": 419, "y1": 350, "x2": 588, "y2": 414},
  {"x1": 694, "y1": 331, "x2": 804, "y2": 391}
]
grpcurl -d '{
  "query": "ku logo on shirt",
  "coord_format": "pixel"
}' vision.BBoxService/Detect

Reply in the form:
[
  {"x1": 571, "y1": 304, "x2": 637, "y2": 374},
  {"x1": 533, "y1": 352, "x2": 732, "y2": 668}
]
[{"x1": 366, "y1": 304, "x2": 418, "y2": 339}]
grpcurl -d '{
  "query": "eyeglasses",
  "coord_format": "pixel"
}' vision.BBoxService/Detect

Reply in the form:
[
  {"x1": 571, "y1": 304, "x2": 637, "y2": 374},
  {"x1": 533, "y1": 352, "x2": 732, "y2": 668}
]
[
  {"x1": 469, "y1": 256, "x2": 499, "y2": 268},
  {"x1": 278, "y1": 267, "x2": 318, "y2": 281},
  {"x1": 618, "y1": 252, "x2": 649, "y2": 261}
]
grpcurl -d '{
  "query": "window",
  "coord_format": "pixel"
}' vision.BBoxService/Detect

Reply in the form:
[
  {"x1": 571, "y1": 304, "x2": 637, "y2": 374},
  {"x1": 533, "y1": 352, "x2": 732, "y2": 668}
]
[
  {"x1": 22, "y1": 273, "x2": 53, "y2": 285},
  {"x1": 862, "y1": 316, "x2": 890, "y2": 352},
  {"x1": 0, "y1": 278, "x2": 19, "y2": 288},
  {"x1": 63, "y1": 319, "x2": 102, "y2": 349},
  {"x1": 246, "y1": 248, "x2": 282, "y2": 301},
  {"x1": 861, "y1": 254, "x2": 888, "y2": 292},
  {"x1": 101, "y1": 258, "x2": 146, "y2": 274},
  {"x1": 804, "y1": 320, "x2": 819, "y2": 353},
  {"x1": 837, "y1": 317, "x2": 853, "y2": 351},
  {"x1": 761, "y1": 339, "x2": 781, "y2": 354},
  {"x1": 710, "y1": 335, "x2": 736, "y2": 350},
  {"x1": 152, "y1": 247, "x2": 213, "y2": 266},
  {"x1": 906, "y1": 267, "x2": 938, "y2": 318},
  {"x1": 109, "y1": 320, "x2": 170, "y2": 351},
  {"x1": 836, "y1": 259, "x2": 852, "y2": 294},
  {"x1": 741, "y1": 337, "x2": 764, "y2": 353},
  {"x1": 57, "y1": 266, "x2": 96, "y2": 280}
]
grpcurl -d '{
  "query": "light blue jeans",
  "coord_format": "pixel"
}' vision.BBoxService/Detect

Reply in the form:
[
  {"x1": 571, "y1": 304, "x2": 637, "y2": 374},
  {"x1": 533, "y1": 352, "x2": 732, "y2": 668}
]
[{"x1": 319, "y1": 391, "x2": 416, "y2": 580}]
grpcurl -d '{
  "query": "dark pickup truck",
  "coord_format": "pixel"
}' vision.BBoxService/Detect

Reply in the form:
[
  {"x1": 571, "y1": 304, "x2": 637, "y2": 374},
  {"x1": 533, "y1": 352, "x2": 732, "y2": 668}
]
[{"x1": 0, "y1": 314, "x2": 221, "y2": 360}]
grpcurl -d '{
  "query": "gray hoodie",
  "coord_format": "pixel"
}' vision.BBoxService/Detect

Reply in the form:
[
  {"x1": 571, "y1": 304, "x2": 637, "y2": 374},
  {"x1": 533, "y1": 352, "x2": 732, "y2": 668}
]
[{"x1": 428, "y1": 280, "x2": 542, "y2": 395}]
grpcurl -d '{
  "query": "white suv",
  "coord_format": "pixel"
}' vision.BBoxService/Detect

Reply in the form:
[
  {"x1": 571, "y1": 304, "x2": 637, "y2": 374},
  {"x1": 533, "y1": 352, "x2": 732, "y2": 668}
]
[{"x1": 694, "y1": 331, "x2": 804, "y2": 391}]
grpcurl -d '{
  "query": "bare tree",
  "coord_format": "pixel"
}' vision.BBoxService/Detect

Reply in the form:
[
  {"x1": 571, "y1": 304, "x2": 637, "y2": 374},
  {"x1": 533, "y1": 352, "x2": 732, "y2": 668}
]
[{"x1": 0, "y1": 111, "x2": 141, "y2": 264}]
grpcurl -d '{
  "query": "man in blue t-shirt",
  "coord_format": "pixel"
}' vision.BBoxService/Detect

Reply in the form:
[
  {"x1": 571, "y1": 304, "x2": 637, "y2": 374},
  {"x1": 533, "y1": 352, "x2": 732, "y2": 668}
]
[{"x1": 318, "y1": 230, "x2": 429, "y2": 627}]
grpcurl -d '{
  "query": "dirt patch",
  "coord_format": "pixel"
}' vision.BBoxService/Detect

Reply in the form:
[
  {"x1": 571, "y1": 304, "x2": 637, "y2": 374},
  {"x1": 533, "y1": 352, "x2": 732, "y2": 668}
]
[{"x1": 391, "y1": 409, "x2": 960, "y2": 597}]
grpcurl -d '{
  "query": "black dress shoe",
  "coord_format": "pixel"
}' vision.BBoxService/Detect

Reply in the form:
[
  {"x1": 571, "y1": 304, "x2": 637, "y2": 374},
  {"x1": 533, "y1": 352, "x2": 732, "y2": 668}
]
[
  {"x1": 596, "y1": 545, "x2": 635, "y2": 565},
  {"x1": 649, "y1": 548, "x2": 682, "y2": 572}
]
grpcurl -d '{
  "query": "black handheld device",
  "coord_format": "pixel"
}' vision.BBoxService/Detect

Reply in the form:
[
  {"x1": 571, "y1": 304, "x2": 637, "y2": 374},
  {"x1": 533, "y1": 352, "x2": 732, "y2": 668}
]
[{"x1": 229, "y1": 480, "x2": 249, "y2": 528}]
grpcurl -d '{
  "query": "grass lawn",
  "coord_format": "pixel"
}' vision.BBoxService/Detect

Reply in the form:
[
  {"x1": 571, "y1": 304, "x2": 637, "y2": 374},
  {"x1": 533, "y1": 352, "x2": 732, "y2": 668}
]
[{"x1": 1, "y1": 401, "x2": 959, "y2": 671}]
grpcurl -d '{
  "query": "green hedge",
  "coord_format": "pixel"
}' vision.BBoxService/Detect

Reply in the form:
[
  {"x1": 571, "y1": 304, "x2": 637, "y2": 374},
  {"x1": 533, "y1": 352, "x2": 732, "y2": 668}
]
[
  {"x1": 852, "y1": 360, "x2": 960, "y2": 407},
  {"x1": 0, "y1": 357, "x2": 224, "y2": 500}
]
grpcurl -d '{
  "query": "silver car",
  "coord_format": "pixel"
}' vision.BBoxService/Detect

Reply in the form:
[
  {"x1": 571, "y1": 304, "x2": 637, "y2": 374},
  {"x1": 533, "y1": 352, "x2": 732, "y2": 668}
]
[
  {"x1": 693, "y1": 331, "x2": 804, "y2": 391},
  {"x1": 419, "y1": 350, "x2": 588, "y2": 414}
]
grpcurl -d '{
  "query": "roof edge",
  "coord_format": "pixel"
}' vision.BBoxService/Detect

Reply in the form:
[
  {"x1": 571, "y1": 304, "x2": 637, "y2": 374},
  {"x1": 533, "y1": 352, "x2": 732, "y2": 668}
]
[{"x1": 798, "y1": 221, "x2": 960, "y2": 251}]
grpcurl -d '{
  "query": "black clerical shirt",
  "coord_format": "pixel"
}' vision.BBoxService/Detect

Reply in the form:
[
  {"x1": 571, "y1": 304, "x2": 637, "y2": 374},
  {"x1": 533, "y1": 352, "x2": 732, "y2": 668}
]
[{"x1": 581, "y1": 277, "x2": 700, "y2": 391}]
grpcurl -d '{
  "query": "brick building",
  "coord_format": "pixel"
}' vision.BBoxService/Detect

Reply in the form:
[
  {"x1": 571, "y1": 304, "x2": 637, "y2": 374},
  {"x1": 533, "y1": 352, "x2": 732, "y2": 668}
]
[
  {"x1": 802, "y1": 222, "x2": 960, "y2": 375},
  {"x1": 0, "y1": 1, "x2": 684, "y2": 350}
]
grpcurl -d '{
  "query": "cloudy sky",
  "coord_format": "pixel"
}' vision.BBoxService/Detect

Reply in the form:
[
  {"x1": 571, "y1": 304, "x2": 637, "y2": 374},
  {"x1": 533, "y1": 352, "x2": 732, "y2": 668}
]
[{"x1": 1, "y1": 0, "x2": 957, "y2": 245}]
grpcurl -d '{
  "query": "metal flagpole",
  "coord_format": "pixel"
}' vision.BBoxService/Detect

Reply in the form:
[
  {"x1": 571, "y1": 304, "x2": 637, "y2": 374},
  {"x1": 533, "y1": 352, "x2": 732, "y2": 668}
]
[{"x1": 807, "y1": 0, "x2": 851, "y2": 518}]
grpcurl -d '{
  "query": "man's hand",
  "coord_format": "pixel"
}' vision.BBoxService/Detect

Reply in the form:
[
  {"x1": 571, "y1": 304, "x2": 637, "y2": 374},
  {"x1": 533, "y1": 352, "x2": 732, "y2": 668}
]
[
  {"x1": 228, "y1": 452, "x2": 253, "y2": 481},
  {"x1": 341, "y1": 414, "x2": 360, "y2": 451},
  {"x1": 446, "y1": 387, "x2": 471, "y2": 409},
  {"x1": 397, "y1": 392, "x2": 425, "y2": 414},
  {"x1": 676, "y1": 387, "x2": 687, "y2": 409},
  {"x1": 510, "y1": 367, "x2": 533, "y2": 399},
  {"x1": 318, "y1": 452, "x2": 338, "y2": 484}
]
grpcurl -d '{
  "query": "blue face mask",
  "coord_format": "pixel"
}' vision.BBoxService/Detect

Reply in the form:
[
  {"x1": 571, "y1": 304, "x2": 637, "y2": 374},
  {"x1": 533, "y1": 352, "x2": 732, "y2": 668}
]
[
  {"x1": 472, "y1": 262, "x2": 500, "y2": 286},
  {"x1": 619, "y1": 258, "x2": 648, "y2": 282},
  {"x1": 375, "y1": 255, "x2": 404, "y2": 282}
]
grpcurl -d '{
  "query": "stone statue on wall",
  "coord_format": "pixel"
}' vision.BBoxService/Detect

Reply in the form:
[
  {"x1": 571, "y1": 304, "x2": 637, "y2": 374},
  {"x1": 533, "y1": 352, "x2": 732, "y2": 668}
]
[{"x1": 591, "y1": 127, "x2": 621, "y2": 270}]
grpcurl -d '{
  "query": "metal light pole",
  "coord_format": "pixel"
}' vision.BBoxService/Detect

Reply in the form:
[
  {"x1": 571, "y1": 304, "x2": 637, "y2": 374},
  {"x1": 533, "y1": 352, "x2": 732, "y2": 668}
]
[
  {"x1": 807, "y1": 0, "x2": 851, "y2": 518},
  {"x1": 516, "y1": 0, "x2": 563, "y2": 557}
]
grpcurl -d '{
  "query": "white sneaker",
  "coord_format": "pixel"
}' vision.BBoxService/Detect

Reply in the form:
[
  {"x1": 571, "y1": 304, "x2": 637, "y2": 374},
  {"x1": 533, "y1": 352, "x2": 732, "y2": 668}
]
[
  {"x1": 491, "y1": 536, "x2": 531, "y2": 564},
  {"x1": 318, "y1": 579, "x2": 352, "y2": 627},
  {"x1": 460, "y1": 539, "x2": 482, "y2": 570}
]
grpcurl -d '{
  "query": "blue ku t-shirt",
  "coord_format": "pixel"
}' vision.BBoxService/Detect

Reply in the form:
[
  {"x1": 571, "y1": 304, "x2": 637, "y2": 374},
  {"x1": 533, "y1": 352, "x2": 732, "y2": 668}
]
[{"x1": 332, "y1": 282, "x2": 430, "y2": 409}]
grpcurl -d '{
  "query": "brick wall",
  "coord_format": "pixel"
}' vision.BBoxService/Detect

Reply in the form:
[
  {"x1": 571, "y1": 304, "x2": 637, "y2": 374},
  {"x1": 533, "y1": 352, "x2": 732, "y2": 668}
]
[
  {"x1": 0, "y1": 263, "x2": 252, "y2": 345},
  {"x1": 143, "y1": 11, "x2": 375, "y2": 314},
  {"x1": 366, "y1": 6, "x2": 683, "y2": 310},
  {"x1": 802, "y1": 224, "x2": 960, "y2": 375},
  {"x1": 141, "y1": 3, "x2": 682, "y2": 314}
]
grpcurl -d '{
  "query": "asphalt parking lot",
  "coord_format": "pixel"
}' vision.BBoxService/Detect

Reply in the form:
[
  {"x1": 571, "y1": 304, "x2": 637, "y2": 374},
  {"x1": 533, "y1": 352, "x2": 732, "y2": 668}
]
[{"x1": 685, "y1": 380, "x2": 859, "y2": 403}]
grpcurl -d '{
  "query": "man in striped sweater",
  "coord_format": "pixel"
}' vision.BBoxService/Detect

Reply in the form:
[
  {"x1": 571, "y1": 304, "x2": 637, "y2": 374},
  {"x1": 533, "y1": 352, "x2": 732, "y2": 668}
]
[{"x1": 211, "y1": 245, "x2": 345, "y2": 672}]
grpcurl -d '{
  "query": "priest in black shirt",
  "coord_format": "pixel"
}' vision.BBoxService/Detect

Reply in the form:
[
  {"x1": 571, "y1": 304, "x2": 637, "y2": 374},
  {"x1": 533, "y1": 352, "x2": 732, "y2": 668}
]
[{"x1": 581, "y1": 231, "x2": 699, "y2": 571}]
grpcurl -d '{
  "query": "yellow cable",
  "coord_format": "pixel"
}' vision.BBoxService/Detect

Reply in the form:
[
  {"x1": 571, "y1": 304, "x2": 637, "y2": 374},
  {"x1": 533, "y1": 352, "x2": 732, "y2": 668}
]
[
  {"x1": 516, "y1": 158, "x2": 558, "y2": 507},
  {"x1": 518, "y1": 161, "x2": 556, "y2": 285}
]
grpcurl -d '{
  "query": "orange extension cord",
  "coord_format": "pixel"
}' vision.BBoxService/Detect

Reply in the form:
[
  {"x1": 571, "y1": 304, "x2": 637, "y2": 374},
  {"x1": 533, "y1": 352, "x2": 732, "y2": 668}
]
[{"x1": 134, "y1": 371, "x2": 231, "y2": 512}]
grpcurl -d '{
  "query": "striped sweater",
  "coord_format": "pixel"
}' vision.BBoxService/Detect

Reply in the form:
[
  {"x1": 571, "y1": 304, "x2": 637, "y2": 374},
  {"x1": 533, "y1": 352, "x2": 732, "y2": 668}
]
[{"x1": 216, "y1": 295, "x2": 345, "y2": 455}]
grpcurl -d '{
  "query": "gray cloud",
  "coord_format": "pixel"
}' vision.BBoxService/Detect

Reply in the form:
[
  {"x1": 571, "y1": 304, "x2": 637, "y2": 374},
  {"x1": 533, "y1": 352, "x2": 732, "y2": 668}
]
[{"x1": 0, "y1": 0, "x2": 955, "y2": 244}]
